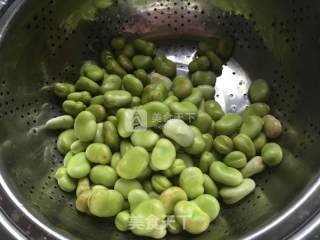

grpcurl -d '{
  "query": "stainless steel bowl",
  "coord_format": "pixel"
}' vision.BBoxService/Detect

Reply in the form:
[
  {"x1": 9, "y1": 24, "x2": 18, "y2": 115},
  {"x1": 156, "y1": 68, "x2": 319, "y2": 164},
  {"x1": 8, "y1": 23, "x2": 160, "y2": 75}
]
[{"x1": 1, "y1": 0, "x2": 320, "y2": 239}]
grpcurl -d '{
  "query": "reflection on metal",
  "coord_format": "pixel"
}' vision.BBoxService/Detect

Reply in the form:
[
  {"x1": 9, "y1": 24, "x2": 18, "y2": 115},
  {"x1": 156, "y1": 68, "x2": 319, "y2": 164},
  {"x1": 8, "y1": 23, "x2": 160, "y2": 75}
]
[{"x1": 0, "y1": 0, "x2": 320, "y2": 239}]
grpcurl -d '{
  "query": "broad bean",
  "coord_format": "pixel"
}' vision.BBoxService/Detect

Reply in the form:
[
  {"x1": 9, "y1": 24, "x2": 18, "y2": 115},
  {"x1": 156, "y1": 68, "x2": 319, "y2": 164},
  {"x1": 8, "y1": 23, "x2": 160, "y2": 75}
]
[
  {"x1": 219, "y1": 178, "x2": 256, "y2": 204},
  {"x1": 179, "y1": 167, "x2": 204, "y2": 199}
]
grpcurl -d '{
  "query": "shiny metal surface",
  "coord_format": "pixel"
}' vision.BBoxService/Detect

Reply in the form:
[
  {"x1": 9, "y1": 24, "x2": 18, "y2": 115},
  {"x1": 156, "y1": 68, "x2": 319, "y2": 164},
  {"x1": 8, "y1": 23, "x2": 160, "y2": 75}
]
[{"x1": 1, "y1": 0, "x2": 320, "y2": 239}]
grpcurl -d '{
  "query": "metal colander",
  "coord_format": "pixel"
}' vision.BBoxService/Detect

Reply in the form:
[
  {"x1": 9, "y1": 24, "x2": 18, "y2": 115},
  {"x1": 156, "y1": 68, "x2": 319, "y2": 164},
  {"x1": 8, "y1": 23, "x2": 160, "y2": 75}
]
[{"x1": 1, "y1": 0, "x2": 320, "y2": 239}]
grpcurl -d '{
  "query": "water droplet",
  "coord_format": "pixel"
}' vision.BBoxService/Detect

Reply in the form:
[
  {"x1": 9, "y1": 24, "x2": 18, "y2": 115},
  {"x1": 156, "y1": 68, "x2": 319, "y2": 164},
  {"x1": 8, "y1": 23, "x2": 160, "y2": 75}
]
[{"x1": 231, "y1": 104, "x2": 237, "y2": 112}]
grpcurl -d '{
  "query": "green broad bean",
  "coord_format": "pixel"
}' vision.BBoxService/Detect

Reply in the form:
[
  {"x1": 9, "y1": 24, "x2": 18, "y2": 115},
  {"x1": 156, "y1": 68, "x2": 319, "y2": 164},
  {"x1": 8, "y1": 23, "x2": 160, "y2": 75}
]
[
  {"x1": 117, "y1": 55, "x2": 134, "y2": 72},
  {"x1": 67, "y1": 91, "x2": 92, "y2": 104},
  {"x1": 122, "y1": 74, "x2": 144, "y2": 96},
  {"x1": 184, "y1": 88, "x2": 204, "y2": 107},
  {"x1": 253, "y1": 132, "x2": 267, "y2": 152},
  {"x1": 215, "y1": 113, "x2": 243, "y2": 135},
  {"x1": 159, "y1": 186, "x2": 187, "y2": 214},
  {"x1": 93, "y1": 123, "x2": 104, "y2": 143},
  {"x1": 149, "y1": 72, "x2": 172, "y2": 90},
  {"x1": 179, "y1": 167, "x2": 204, "y2": 199},
  {"x1": 202, "y1": 133, "x2": 214, "y2": 152},
  {"x1": 116, "y1": 146, "x2": 149, "y2": 179},
  {"x1": 74, "y1": 111, "x2": 97, "y2": 142},
  {"x1": 67, "y1": 152, "x2": 91, "y2": 179},
  {"x1": 107, "y1": 115, "x2": 118, "y2": 126},
  {"x1": 213, "y1": 135, "x2": 234, "y2": 155},
  {"x1": 62, "y1": 100, "x2": 86, "y2": 117},
  {"x1": 151, "y1": 138, "x2": 176, "y2": 171},
  {"x1": 188, "y1": 56, "x2": 210, "y2": 73},
  {"x1": 249, "y1": 79, "x2": 270, "y2": 103},
  {"x1": 172, "y1": 75, "x2": 193, "y2": 99},
  {"x1": 100, "y1": 74, "x2": 122, "y2": 93},
  {"x1": 92, "y1": 185, "x2": 108, "y2": 191},
  {"x1": 263, "y1": 115, "x2": 282, "y2": 139},
  {"x1": 128, "y1": 189, "x2": 150, "y2": 211},
  {"x1": 63, "y1": 151, "x2": 73, "y2": 167},
  {"x1": 261, "y1": 143, "x2": 283, "y2": 167},
  {"x1": 116, "y1": 108, "x2": 135, "y2": 138},
  {"x1": 130, "y1": 96, "x2": 141, "y2": 107},
  {"x1": 100, "y1": 49, "x2": 114, "y2": 66},
  {"x1": 199, "y1": 151, "x2": 215, "y2": 173},
  {"x1": 167, "y1": 216, "x2": 182, "y2": 234},
  {"x1": 90, "y1": 165, "x2": 118, "y2": 187},
  {"x1": 122, "y1": 43, "x2": 135, "y2": 58},
  {"x1": 209, "y1": 120, "x2": 216, "y2": 135},
  {"x1": 233, "y1": 133, "x2": 256, "y2": 158},
  {"x1": 133, "y1": 39, "x2": 156, "y2": 56},
  {"x1": 162, "y1": 119, "x2": 194, "y2": 147},
  {"x1": 120, "y1": 140, "x2": 134, "y2": 157},
  {"x1": 240, "y1": 115, "x2": 264, "y2": 139},
  {"x1": 169, "y1": 101, "x2": 198, "y2": 122},
  {"x1": 134, "y1": 69, "x2": 150, "y2": 86},
  {"x1": 204, "y1": 100, "x2": 224, "y2": 120},
  {"x1": 197, "y1": 38, "x2": 219, "y2": 56},
  {"x1": 153, "y1": 54, "x2": 177, "y2": 78},
  {"x1": 132, "y1": 55, "x2": 153, "y2": 71},
  {"x1": 193, "y1": 194, "x2": 220, "y2": 222},
  {"x1": 105, "y1": 59, "x2": 127, "y2": 77},
  {"x1": 184, "y1": 126, "x2": 206, "y2": 155},
  {"x1": 75, "y1": 76, "x2": 100, "y2": 95},
  {"x1": 192, "y1": 111, "x2": 212, "y2": 133},
  {"x1": 45, "y1": 115, "x2": 74, "y2": 130},
  {"x1": 57, "y1": 129, "x2": 77, "y2": 154},
  {"x1": 209, "y1": 161, "x2": 243, "y2": 187},
  {"x1": 141, "y1": 101, "x2": 170, "y2": 128},
  {"x1": 223, "y1": 151, "x2": 247, "y2": 169},
  {"x1": 130, "y1": 199, "x2": 166, "y2": 239},
  {"x1": 114, "y1": 178, "x2": 143, "y2": 199},
  {"x1": 86, "y1": 104, "x2": 107, "y2": 122},
  {"x1": 70, "y1": 140, "x2": 89, "y2": 154},
  {"x1": 115, "y1": 210, "x2": 130, "y2": 232},
  {"x1": 88, "y1": 188, "x2": 124, "y2": 217},
  {"x1": 54, "y1": 82, "x2": 75, "y2": 98},
  {"x1": 241, "y1": 103, "x2": 270, "y2": 120},
  {"x1": 203, "y1": 174, "x2": 219, "y2": 198},
  {"x1": 216, "y1": 36, "x2": 234, "y2": 61},
  {"x1": 151, "y1": 175, "x2": 173, "y2": 193},
  {"x1": 164, "y1": 95, "x2": 179, "y2": 105},
  {"x1": 131, "y1": 130, "x2": 159, "y2": 150},
  {"x1": 54, "y1": 167, "x2": 77, "y2": 192},
  {"x1": 174, "y1": 201, "x2": 210, "y2": 235},
  {"x1": 111, "y1": 36, "x2": 127, "y2": 50},
  {"x1": 111, "y1": 152, "x2": 121, "y2": 169},
  {"x1": 141, "y1": 83, "x2": 168, "y2": 104},
  {"x1": 197, "y1": 85, "x2": 215, "y2": 100},
  {"x1": 142, "y1": 180, "x2": 153, "y2": 193},
  {"x1": 76, "y1": 177, "x2": 90, "y2": 196},
  {"x1": 85, "y1": 143, "x2": 112, "y2": 164},
  {"x1": 104, "y1": 90, "x2": 132, "y2": 108},
  {"x1": 149, "y1": 191, "x2": 160, "y2": 198},
  {"x1": 241, "y1": 156, "x2": 266, "y2": 177},
  {"x1": 206, "y1": 51, "x2": 223, "y2": 75},
  {"x1": 163, "y1": 159, "x2": 187, "y2": 177},
  {"x1": 191, "y1": 71, "x2": 217, "y2": 86},
  {"x1": 103, "y1": 121, "x2": 120, "y2": 151},
  {"x1": 90, "y1": 95, "x2": 105, "y2": 105},
  {"x1": 80, "y1": 62, "x2": 104, "y2": 82},
  {"x1": 76, "y1": 190, "x2": 92, "y2": 213},
  {"x1": 219, "y1": 178, "x2": 256, "y2": 204}
]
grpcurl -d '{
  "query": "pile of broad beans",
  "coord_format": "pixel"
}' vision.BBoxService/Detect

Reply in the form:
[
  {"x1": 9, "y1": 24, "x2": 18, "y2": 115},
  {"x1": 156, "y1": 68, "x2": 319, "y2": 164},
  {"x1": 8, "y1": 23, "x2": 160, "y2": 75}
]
[{"x1": 49, "y1": 36, "x2": 283, "y2": 238}]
